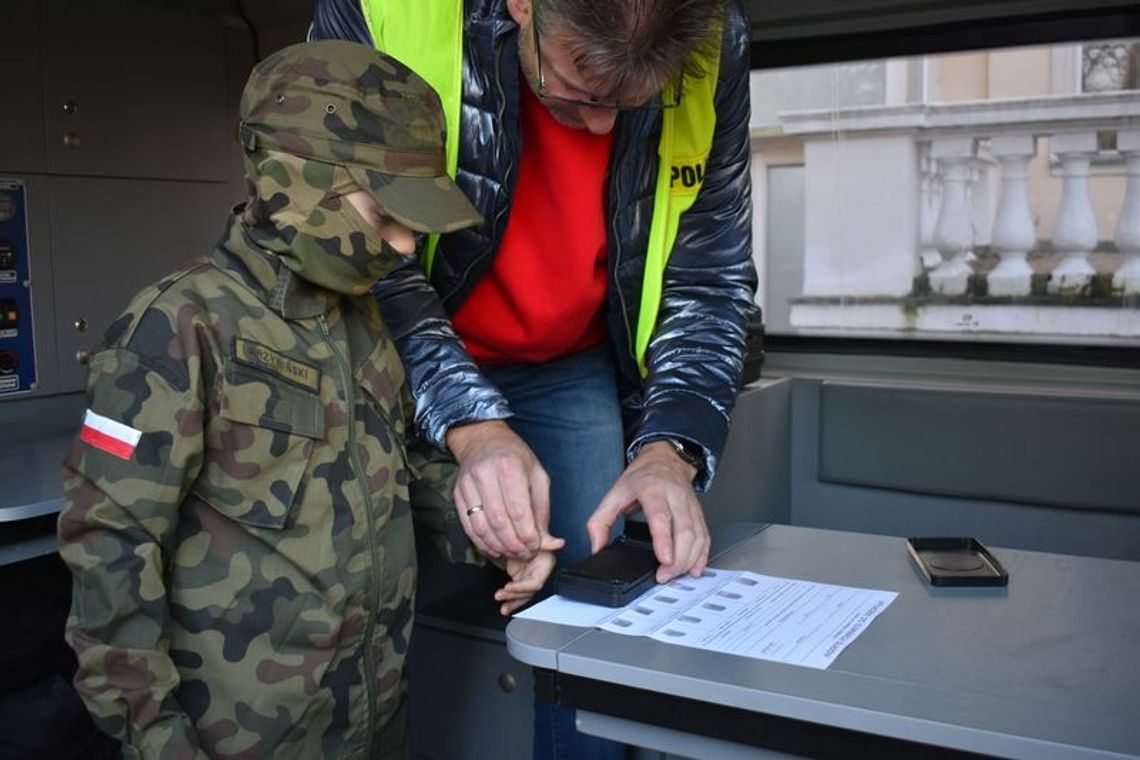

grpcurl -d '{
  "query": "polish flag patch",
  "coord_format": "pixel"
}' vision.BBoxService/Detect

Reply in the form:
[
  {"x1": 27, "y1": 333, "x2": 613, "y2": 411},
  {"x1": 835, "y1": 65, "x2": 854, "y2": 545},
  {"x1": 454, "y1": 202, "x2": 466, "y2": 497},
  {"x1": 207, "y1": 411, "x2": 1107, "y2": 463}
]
[{"x1": 80, "y1": 410, "x2": 143, "y2": 461}]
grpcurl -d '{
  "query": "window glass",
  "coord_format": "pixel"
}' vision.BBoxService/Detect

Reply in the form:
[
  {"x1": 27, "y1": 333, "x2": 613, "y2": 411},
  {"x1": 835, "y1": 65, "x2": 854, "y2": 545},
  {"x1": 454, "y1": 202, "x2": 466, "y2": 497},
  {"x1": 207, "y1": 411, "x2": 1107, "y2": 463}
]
[{"x1": 750, "y1": 40, "x2": 1140, "y2": 346}]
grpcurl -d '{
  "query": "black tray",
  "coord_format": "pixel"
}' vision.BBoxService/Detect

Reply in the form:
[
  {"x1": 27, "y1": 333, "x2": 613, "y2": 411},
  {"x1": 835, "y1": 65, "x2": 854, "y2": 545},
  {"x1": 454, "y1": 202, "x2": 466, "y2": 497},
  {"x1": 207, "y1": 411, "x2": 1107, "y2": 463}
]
[{"x1": 906, "y1": 537, "x2": 1009, "y2": 586}]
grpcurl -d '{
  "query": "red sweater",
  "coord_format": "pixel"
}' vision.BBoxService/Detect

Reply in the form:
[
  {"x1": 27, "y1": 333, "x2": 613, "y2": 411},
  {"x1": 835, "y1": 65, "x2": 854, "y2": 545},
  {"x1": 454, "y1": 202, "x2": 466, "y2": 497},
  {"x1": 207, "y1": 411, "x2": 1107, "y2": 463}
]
[{"x1": 451, "y1": 82, "x2": 614, "y2": 364}]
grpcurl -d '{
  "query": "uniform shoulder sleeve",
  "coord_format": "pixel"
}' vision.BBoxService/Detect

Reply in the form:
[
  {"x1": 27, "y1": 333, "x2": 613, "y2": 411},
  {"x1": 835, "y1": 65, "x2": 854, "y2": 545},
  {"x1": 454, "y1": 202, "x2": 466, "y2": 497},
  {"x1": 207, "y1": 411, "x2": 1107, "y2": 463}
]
[{"x1": 59, "y1": 291, "x2": 212, "y2": 756}]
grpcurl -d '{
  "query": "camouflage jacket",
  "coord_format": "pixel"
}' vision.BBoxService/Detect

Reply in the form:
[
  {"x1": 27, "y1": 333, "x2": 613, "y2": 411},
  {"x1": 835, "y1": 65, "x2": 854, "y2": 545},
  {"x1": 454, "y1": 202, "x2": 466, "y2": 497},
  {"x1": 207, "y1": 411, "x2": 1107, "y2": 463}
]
[{"x1": 58, "y1": 215, "x2": 472, "y2": 760}]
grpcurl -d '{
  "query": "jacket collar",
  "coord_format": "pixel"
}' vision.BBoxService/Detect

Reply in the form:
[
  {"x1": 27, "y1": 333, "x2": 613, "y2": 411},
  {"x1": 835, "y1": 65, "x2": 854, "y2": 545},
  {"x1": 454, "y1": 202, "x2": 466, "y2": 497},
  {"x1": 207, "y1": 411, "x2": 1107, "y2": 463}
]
[{"x1": 209, "y1": 213, "x2": 333, "y2": 321}]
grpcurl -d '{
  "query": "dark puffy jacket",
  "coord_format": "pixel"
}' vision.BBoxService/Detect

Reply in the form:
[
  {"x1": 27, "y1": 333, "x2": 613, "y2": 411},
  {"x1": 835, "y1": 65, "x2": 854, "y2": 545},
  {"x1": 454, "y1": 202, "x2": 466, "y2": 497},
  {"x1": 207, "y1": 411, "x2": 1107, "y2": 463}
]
[{"x1": 309, "y1": 0, "x2": 757, "y2": 489}]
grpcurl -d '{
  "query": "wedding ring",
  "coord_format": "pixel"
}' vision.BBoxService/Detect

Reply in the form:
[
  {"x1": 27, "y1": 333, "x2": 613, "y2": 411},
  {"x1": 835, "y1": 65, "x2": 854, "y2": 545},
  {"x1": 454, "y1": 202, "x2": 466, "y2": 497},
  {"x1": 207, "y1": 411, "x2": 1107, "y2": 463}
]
[{"x1": 466, "y1": 504, "x2": 484, "y2": 516}]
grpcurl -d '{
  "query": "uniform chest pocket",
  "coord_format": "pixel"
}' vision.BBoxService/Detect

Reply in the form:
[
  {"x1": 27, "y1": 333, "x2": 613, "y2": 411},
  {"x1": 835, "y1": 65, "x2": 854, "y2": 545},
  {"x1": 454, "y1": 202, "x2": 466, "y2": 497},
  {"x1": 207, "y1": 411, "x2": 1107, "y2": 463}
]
[
  {"x1": 192, "y1": 363, "x2": 325, "y2": 530},
  {"x1": 356, "y1": 340, "x2": 410, "y2": 452},
  {"x1": 354, "y1": 343, "x2": 417, "y2": 506}
]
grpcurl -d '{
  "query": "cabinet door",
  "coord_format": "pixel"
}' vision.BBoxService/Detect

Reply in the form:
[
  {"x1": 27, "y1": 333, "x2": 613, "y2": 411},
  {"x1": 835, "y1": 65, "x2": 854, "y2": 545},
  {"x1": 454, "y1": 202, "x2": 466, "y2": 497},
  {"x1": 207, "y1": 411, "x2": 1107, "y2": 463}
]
[
  {"x1": 0, "y1": 1, "x2": 46, "y2": 173},
  {"x1": 409, "y1": 626, "x2": 535, "y2": 759},
  {"x1": 41, "y1": 0, "x2": 229, "y2": 182},
  {"x1": 48, "y1": 176, "x2": 233, "y2": 392}
]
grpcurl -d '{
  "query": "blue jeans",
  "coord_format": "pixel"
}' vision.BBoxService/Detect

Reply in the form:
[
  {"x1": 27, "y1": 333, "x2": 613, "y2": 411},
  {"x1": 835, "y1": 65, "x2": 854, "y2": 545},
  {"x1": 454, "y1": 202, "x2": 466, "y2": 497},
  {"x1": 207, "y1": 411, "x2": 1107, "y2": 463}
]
[
  {"x1": 480, "y1": 344, "x2": 626, "y2": 569},
  {"x1": 481, "y1": 344, "x2": 627, "y2": 760}
]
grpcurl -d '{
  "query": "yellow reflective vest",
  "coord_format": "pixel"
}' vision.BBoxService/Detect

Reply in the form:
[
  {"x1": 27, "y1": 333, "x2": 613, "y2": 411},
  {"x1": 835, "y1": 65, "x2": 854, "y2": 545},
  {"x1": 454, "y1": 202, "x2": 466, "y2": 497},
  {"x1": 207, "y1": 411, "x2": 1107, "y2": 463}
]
[{"x1": 360, "y1": 0, "x2": 720, "y2": 374}]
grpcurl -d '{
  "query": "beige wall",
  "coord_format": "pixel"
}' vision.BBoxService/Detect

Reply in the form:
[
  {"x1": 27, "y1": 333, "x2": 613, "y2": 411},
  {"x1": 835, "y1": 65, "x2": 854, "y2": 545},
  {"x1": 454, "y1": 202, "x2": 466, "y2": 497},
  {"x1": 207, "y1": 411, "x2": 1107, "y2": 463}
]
[
  {"x1": 988, "y1": 47, "x2": 1052, "y2": 99},
  {"x1": 936, "y1": 52, "x2": 988, "y2": 101},
  {"x1": 936, "y1": 46, "x2": 1053, "y2": 101}
]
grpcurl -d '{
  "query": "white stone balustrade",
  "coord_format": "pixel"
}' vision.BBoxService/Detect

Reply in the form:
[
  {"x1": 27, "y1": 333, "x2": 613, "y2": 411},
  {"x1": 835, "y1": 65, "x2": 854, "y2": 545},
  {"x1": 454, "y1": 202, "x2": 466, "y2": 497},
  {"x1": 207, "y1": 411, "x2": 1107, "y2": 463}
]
[
  {"x1": 988, "y1": 135, "x2": 1037, "y2": 296},
  {"x1": 770, "y1": 92, "x2": 1140, "y2": 339},
  {"x1": 1114, "y1": 130, "x2": 1140, "y2": 295},
  {"x1": 1048, "y1": 132, "x2": 1099, "y2": 294},
  {"x1": 917, "y1": 147, "x2": 943, "y2": 271},
  {"x1": 929, "y1": 138, "x2": 977, "y2": 296}
]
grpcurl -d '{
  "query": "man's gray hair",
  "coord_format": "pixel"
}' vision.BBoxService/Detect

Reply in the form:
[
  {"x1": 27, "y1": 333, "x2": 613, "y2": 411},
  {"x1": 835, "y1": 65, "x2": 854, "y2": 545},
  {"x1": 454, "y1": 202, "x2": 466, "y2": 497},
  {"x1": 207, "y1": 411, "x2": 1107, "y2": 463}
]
[{"x1": 533, "y1": 0, "x2": 727, "y2": 98}]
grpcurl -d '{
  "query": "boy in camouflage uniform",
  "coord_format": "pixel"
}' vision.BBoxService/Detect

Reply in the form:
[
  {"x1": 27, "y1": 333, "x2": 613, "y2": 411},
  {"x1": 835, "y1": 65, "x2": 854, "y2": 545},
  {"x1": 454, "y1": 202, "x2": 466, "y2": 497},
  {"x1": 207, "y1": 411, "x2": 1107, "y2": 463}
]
[{"x1": 57, "y1": 40, "x2": 560, "y2": 759}]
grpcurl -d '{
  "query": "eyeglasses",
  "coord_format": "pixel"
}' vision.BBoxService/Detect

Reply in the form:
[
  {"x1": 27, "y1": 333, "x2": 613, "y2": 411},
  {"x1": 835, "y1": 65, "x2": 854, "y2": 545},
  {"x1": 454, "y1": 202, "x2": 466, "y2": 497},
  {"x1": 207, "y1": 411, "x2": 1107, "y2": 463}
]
[{"x1": 531, "y1": 21, "x2": 682, "y2": 111}]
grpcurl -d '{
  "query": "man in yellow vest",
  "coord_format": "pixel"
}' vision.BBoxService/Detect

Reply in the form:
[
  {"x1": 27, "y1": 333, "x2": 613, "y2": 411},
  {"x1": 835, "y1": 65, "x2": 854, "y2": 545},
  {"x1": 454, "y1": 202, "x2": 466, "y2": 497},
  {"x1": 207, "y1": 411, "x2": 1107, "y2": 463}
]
[{"x1": 311, "y1": 1, "x2": 757, "y2": 756}]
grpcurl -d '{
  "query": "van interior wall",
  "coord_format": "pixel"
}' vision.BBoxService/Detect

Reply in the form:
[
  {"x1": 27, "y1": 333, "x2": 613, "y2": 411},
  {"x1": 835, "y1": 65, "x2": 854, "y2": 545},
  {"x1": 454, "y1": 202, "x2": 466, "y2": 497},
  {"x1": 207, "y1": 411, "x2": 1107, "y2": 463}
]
[{"x1": 728, "y1": 357, "x2": 1140, "y2": 563}]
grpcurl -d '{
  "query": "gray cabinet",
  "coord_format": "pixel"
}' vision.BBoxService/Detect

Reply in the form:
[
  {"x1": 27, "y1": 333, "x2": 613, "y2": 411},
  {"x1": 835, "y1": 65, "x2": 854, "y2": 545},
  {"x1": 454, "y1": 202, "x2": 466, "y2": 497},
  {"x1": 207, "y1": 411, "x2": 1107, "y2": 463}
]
[
  {"x1": 40, "y1": 1, "x2": 230, "y2": 182},
  {"x1": 47, "y1": 176, "x2": 233, "y2": 391},
  {"x1": 409, "y1": 624, "x2": 534, "y2": 760},
  {"x1": 409, "y1": 544, "x2": 536, "y2": 760},
  {"x1": 0, "y1": 1, "x2": 244, "y2": 398},
  {"x1": 0, "y1": 1, "x2": 45, "y2": 173}
]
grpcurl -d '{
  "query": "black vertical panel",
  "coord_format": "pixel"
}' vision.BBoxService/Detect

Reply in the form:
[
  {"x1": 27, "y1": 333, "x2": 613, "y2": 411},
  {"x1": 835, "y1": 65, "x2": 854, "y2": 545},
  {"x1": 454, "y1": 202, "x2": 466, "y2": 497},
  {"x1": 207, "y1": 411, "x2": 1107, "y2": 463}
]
[{"x1": 744, "y1": 0, "x2": 1140, "y2": 67}]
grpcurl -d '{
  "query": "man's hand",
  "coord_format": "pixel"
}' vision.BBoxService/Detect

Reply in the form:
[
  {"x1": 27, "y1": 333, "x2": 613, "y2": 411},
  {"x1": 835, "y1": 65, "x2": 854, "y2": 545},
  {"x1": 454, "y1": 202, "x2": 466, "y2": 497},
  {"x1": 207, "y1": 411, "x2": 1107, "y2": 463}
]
[
  {"x1": 586, "y1": 440, "x2": 708, "y2": 583},
  {"x1": 495, "y1": 533, "x2": 563, "y2": 616},
  {"x1": 446, "y1": 419, "x2": 551, "y2": 560}
]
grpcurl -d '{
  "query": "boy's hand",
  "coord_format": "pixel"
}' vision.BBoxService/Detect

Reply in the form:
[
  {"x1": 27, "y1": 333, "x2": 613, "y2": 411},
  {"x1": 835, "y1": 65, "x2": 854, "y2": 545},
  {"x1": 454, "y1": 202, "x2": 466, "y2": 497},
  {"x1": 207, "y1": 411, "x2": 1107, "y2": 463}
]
[{"x1": 494, "y1": 533, "x2": 563, "y2": 616}]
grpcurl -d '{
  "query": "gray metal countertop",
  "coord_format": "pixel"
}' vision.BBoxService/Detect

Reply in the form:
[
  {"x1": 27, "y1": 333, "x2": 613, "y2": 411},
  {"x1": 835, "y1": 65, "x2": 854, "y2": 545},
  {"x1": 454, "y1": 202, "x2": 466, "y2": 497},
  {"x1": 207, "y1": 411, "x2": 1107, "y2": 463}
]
[
  {"x1": 0, "y1": 393, "x2": 83, "y2": 565},
  {"x1": 507, "y1": 523, "x2": 1140, "y2": 760},
  {"x1": 1, "y1": 394, "x2": 83, "y2": 520}
]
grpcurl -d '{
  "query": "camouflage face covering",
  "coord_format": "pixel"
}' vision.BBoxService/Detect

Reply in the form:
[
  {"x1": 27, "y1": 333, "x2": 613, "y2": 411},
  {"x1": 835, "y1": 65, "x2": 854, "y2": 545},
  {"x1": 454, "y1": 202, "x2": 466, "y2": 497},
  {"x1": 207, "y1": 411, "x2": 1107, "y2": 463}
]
[{"x1": 243, "y1": 149, "x2": 402, "y2": 295}]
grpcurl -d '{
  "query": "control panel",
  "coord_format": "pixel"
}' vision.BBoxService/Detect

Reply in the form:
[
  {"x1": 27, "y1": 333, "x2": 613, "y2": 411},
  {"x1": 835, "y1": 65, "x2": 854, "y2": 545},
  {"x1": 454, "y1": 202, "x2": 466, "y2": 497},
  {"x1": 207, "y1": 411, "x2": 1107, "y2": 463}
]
[{"x1": 0, "y1": 179, "x2": 36, "y2": 396}]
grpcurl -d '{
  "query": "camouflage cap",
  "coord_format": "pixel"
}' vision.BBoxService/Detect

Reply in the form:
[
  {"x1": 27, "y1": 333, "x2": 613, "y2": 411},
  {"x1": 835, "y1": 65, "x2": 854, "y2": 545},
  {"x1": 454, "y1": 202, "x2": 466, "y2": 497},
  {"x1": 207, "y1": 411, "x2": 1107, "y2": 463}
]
[{"x1": 238, "y1": 40, "x2": 481, "y2": 234}]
